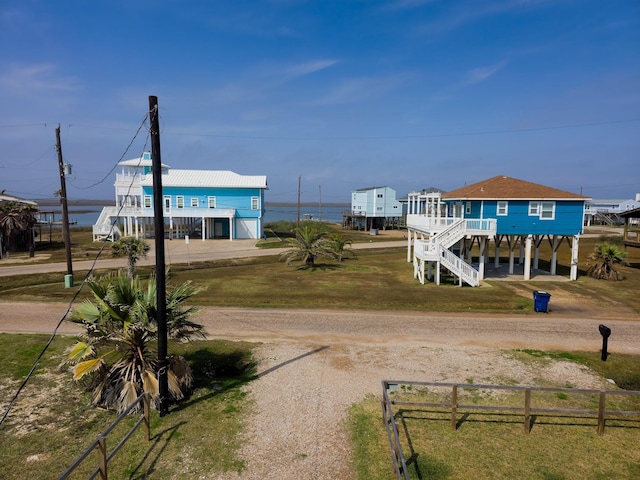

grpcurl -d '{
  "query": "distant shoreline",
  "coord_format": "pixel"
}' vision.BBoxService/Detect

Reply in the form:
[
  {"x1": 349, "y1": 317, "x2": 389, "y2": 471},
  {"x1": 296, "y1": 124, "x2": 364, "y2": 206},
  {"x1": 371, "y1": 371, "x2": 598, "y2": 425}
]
[{"x1": 36, "y1": 199, "x2": 349, "y2": 208}]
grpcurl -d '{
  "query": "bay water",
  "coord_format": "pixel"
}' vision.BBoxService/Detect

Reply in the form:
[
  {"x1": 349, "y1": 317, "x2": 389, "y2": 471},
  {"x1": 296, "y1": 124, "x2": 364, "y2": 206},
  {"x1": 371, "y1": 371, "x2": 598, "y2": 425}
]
[{"x1": 53, "y1": 204, "x2": 349, "y2": 227}]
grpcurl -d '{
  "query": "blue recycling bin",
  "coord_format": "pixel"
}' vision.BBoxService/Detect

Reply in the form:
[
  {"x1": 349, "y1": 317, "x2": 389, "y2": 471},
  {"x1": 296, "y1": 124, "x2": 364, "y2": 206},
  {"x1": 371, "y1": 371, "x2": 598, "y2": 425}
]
[{"x1": 533, "y1": 290, "x2": 551, "y2": 313}]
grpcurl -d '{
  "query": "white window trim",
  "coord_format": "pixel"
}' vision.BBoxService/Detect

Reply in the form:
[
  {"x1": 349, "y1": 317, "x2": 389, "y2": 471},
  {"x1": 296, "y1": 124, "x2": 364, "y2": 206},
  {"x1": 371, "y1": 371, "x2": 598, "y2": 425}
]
[
  {"x1": 465, "y1": 202, "x2": 472, "y2": 215},
  {"x1": 191, "y1": 198, "x2": 199, "y2": 208},
  {"x1": 208, "y1": 196, "x2": 216, "y2": 209},
  {"x1": 497, "y1": 201, "x2": 508, "y2": 216},
  {"x1": 176, "y1": 196, "x2": 184, "y2": 209},
  {"x1": 528, "y1": 201, "x2": 539, "y2": 216},
  {"x1": 144, "y1": 195, "x2": 152, "y2": 208},
  {"x1": 540, "y1": 201, "x2": 555, "y2": 220},
  {"x1": 251, "y1": 196, "x2": 259, "y2": 210},
  {"x1": 163, "y1": 195, "x2": 171, "y2": 211}
]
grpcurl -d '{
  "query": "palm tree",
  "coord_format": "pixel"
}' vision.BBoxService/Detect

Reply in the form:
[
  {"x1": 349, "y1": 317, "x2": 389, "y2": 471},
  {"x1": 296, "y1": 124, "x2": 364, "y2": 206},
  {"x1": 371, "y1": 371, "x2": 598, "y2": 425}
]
[
  {"x1": 279, "y1": 225, "x2": 340, "y2": 268},
  {"x1": 110, "y1": 237, "x2": 150, "y2": 278},
  {"x1": 587, "y1": 242, "x2": 627, "y2": 280},
  {"x1": 0, "y1": 201, "x2": 37, "y2": 257},
  {"x1": 63, "y1": 273, "x2": 205, "y2": 412},
  {"x1": 326, "y1": 233, "x2": 355, "y2": 262}
]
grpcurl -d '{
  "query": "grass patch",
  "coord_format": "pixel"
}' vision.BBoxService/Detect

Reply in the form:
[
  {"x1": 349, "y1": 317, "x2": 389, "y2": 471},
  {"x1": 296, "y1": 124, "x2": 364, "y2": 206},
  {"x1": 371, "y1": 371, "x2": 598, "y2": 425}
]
[
  {"x1": 351, "y1": 370, "x2": 640, "y2": 480},
  {"x1": 2, "y1": 232, "x2": 640, "y2": 315},
  {"x1": 510, "y1": 349, "x2": 640, "y2": 390},
  {"x1": 0, "y1": 334, "x2": 257, "y2": 479}
]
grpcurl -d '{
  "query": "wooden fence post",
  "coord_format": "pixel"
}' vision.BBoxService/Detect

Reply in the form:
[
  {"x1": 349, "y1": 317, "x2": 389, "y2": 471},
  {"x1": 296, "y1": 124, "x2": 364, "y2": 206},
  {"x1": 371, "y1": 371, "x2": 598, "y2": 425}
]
[
  {"x1": 524, "y1": 388, "x2": 531, "y2": 433},
  {"x1": 597, "y1": 391, "x2": 606, "y2": 435},
  {"x1": 451, "y1": 385, "x2": 458, "y2": 431},
  {"x1": 144, "y1": 393, "x2": 150, "y2": 442},
  {"x1": 98, "y1": 436, "x2": 108, "y2": 480}
]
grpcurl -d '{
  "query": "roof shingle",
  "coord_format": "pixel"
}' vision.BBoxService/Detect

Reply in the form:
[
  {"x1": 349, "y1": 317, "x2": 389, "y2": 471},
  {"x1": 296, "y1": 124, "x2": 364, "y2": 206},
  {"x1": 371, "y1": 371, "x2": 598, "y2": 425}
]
[{"x1": 442, "y1": 175, "x2": 589, "y2": 200}]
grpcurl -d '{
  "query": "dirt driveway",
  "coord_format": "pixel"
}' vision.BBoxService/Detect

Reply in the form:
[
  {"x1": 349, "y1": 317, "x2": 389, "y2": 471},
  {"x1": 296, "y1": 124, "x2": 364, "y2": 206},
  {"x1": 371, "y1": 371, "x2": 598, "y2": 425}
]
[{"x1": 2, "y1": 301, "x2": 639, "y2": 479}]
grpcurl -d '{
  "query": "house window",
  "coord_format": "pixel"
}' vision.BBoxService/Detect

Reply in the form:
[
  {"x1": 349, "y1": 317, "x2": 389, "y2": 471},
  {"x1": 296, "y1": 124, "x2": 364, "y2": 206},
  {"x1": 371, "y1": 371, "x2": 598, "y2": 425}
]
[
  {"x1": 466, "y1": 202, "x2": 472, "y2": 215},
  {"x1": 529, "y1": 202, "x2": 539, "y2": 216},
  {"x1": 377, "y1": 193, "x2": 383, "y2": 198},
  {"x1": 208, "y1": 197, "x2": 216, "y2": 208},
  {"x1": 376, "y1": 206, "x2": 383, "y2": 211},
  {"x1": 191, "y1": 198, "x2": 198, "y2": 207},
  {"x1": 497, "y1": 201, "x2": 508, "y2": 216},
  {"x1": 251, "y1": 197, "x2": 259, "y2": 210},
  {"x1": 144, "y1": 195, "x2": 152, "y2": 208},
  {"x1": 163, "y1": 196, "x2": 171, "y2": 210},
  {"x1": 176, "y1": 196, "x2": 184, "y2": 209},
  {"x1": 540, "y1": 201, "x2": 555, "y2": 220}
]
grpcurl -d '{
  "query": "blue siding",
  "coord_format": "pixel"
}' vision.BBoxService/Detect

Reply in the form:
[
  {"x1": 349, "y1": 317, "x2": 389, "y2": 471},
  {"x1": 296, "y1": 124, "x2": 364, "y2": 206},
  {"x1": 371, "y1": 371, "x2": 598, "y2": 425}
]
[
  {"x1": 458, "y1": 200, "x2": 584, "y2": 235},
  {"x1": 142, "y1": 186, "x2": 264, "y2": 218},
  {"x1": 351, "y1": 187, "x2": 402, "y2": 217}
]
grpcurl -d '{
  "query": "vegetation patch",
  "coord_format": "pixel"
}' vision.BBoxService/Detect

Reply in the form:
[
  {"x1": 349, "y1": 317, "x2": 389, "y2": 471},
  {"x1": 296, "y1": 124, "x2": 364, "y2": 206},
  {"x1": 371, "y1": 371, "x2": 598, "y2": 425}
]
[
  {"x1": 351, "y1": 355, "x2": 640, "y2": 480},
  {"x1": 509, "y1": 349, "x2": 640, "y2": 390},
  {"x1": 0, "y1": 333, "x2": 257, "y2": 479}
]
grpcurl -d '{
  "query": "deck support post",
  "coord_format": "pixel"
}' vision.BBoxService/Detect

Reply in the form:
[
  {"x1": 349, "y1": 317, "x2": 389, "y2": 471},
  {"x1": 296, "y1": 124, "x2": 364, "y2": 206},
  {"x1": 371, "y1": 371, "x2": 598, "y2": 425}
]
[{"x1": 524, "y1": 235, "x2": 532, "y2": 281}]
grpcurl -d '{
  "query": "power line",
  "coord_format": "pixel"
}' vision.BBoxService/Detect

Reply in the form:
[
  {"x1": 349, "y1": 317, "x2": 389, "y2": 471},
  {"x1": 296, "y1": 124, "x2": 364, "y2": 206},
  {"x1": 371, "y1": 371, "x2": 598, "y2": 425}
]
[
  {"x1": 0, "y1": 119, "x2": 153, "y2": 429},
  {"x1": 72, "y1": 114, "x2": 151, "y2": 190},
  {"x1": 3, "y1": 117, "x2": 638, "y2": 141},
  {"x1": 160, "y1": 118, "x2": 640, "y2": 141}
]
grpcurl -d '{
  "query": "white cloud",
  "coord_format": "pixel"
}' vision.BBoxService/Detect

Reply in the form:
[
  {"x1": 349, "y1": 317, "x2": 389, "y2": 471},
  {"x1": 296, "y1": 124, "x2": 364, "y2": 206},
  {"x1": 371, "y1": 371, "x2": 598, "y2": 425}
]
[
  {"x1": 460, "y1": 61, "x2": 508, "y2": 87},
  {"x1": 0, "y1": 64, "x2": 79, "y2": 96},
  {"x1": 310, "y1": 74, "x2": 410, "y2": 106},
  {"x1": 283, "y1": 59, "x2": 339, "y2": 78},
  {"x1": 415, "y1": 0, "x2": 557, "y2": 36}
]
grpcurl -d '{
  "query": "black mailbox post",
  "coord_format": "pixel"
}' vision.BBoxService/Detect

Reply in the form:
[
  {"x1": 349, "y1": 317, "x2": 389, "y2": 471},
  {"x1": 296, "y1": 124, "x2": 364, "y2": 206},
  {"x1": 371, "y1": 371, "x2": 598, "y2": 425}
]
[{"x1": 598, "y1": 324, "x2": 611, "y2": 361}]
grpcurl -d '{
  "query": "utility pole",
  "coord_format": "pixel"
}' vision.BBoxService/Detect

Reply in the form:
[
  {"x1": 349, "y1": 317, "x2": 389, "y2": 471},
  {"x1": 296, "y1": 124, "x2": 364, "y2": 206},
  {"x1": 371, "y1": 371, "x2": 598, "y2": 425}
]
[
  {"x1": 55, "y1": 125, "x2": 73, "y2": 287},
  {"x1": 297, "y1": 175, "x2": 301, "y2": 228},
  {"x1": 149, "y1": 96, "x2": 169, "y2": 417}
]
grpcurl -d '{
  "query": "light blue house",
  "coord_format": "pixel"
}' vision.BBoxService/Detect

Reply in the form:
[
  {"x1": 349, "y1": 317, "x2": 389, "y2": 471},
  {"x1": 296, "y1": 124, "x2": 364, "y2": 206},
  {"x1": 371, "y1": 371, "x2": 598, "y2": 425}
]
[
  {"x1": 345, "y1": 186, "x2": 403, "y2": 230},
  {"x1": 406, "y1": 175, "x2": 590, "y2": 286},
  {"x1": 93, "y1": 153, "x2": 268, "y2": 241}
]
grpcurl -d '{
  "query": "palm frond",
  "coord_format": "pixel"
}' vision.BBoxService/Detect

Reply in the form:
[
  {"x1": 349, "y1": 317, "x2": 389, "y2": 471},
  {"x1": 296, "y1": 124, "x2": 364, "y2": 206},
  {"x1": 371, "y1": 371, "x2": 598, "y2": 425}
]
[
  {"x1": 72, "y1": 358, "x2": 105, "y2": 380},
  {"x1": 142, "y1": 369, "x2": 159, "y2": 396},
  {"x1": 64, "y1": 341, "x2": 95, "y2": 363}
]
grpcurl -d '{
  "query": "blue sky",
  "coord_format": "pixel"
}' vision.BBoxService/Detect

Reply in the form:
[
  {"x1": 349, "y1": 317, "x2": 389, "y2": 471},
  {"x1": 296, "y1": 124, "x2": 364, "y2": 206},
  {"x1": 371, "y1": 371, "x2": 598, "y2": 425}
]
[{"x1": 1, "y1": 0, "x2": 639, "y2": 205}]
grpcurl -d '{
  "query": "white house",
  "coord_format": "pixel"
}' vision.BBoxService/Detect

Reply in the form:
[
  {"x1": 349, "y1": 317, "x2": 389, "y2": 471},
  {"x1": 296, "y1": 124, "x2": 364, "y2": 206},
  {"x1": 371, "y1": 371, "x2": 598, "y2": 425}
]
[
  {"x1": 93, "y1": 153, "x2": 268, "y2": 241},
  {"x1": 585, "y1": 194, "x2": 640, "y2": 225},
  {"x1": 344, "y1": 186, "x2": 403, "y2": 230}
]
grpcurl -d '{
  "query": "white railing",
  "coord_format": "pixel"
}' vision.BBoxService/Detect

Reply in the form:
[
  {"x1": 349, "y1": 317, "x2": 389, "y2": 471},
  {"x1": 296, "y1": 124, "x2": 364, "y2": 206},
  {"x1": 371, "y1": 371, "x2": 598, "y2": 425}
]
[
  {"x1": 115, "y1": 173, "x2": 147, "y2": 184},
  {"x1": 440, "y1": 247, "x2": 479, "y2": 286},
  {"x1": 463, "y1": 218, "x2": 497, "y2": 236},
  {"x1": 413, "y1": 239, "x2": 439, "y2": 262},
  {"x1": 411, "y1": 217, "x2": 495, "y2": 287},
  {"x1": 406, "y1": 214, "x2": 459, "y2": 234},
  {"x1": 428, "y1": 218, "x2": 465, "y2": 250}
]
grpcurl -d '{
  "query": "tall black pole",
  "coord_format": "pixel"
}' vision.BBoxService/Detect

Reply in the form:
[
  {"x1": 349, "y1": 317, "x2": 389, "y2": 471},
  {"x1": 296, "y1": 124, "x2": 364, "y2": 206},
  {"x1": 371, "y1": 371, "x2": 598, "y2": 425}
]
[
  {"x1": 55, "y1": 125, "x2": 73, "y2": 283},
  {"x1": 149, "y1": 96, "x2": 169, "y2": 416},
  {"x1": 297, "y1": 175, "x2": 301, "y2": 228}
]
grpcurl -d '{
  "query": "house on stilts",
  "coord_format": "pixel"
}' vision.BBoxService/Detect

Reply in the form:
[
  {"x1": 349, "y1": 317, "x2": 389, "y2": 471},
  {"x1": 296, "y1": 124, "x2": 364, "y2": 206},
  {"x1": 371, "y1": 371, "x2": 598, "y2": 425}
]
[
  {"x1": 405, "y1": 175, "x2": 590, "y2": 286},
  {"x1": 92, "y1": 152, "x2": 268, "y2": 242},
  {"x1": 343, "y1": 186, "x2": 403, "y2": 231}
]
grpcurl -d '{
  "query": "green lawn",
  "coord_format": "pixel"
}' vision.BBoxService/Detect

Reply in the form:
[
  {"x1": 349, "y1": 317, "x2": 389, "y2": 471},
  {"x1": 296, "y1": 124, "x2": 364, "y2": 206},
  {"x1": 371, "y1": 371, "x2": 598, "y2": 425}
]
[{"x1": 2, "y1": 228, "x2": 640, "y2": 316}]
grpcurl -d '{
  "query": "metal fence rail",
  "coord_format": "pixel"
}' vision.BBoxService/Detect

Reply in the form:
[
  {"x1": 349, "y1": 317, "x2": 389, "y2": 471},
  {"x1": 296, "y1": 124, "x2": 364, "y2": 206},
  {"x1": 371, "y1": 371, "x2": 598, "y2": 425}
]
[
  {"x1": 58, "y1": 393, "x2": 150, "y2": 480},
  {"x1": 381, "y1": 380, "x2": 640, "y2": 480}
]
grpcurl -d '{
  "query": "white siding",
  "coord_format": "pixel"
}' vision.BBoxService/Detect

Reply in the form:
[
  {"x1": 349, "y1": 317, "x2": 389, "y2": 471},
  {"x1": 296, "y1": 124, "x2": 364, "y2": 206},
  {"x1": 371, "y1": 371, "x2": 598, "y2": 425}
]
[{"x1": 236, "y1": 219, "x2": 258, "y2": 239}]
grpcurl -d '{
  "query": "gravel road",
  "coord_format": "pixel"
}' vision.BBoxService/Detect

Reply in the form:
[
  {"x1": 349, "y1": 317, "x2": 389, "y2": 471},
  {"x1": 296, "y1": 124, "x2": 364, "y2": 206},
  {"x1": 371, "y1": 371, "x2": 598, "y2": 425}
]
[{"x1": 2, "y1": 301, "x2": 639, "y2": 479}]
